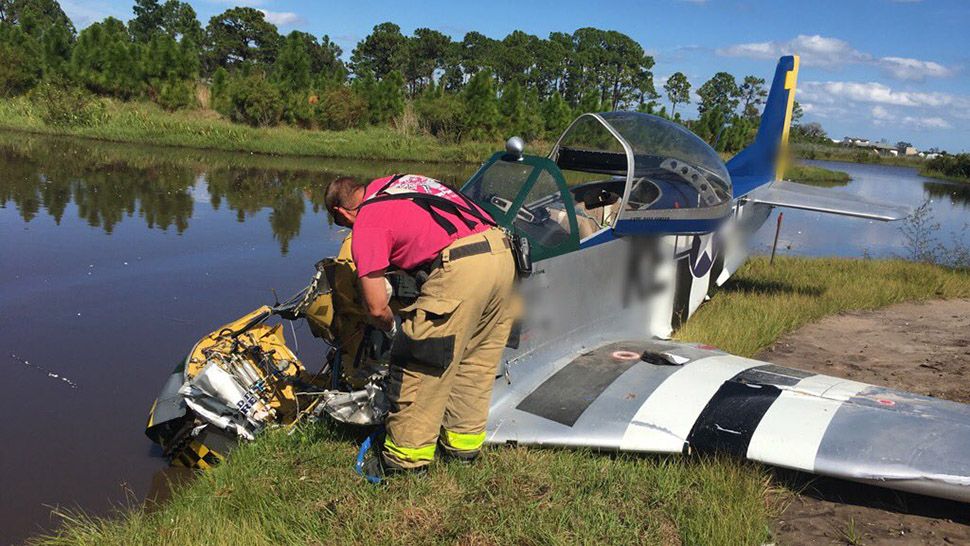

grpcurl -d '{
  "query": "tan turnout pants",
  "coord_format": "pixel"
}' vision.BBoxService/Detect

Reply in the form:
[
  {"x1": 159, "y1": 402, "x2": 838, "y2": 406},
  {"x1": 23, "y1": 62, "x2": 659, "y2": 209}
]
[{"x1": 383, "y1": 228, "x2": 516, "y2": 469}]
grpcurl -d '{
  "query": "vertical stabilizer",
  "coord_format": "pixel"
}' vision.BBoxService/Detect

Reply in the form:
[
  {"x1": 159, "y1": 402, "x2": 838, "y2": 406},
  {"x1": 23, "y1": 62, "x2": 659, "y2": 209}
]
[{"x1": 726, "y1": 55, "x2": 800, "y2": 197}]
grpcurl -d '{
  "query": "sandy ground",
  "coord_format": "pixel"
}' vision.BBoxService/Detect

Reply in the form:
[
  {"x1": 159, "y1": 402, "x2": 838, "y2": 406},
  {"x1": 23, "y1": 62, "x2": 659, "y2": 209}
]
[{"x1": 755, "y1": 299, "x2": 970, "y2": 545}]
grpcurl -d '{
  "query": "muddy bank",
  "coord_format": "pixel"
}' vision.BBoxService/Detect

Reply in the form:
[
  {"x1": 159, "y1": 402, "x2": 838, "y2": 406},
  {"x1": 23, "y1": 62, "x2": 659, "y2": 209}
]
[{"x1": 756, "y1": 299, "x2": 970, "y2": 545}]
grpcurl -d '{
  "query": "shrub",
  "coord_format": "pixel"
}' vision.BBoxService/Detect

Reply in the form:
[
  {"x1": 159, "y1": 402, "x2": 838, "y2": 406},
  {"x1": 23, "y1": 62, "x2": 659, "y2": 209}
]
[
  {"x1": 281, "y1": 91, "x2": 314, "y2": 128},
  {"x1": 156, "y1": 79, "x2": 197, "y2": 111},
  {"x1": 29, "y1": 79, "x2": 104, "y2": 127},
  {"x1": 413, "y1": 91, "x2": 465, "y2": 141},
  {"x1": 315, "y1": 86, "x2": 367, "y2": 130},
  {"x1": 220, "y1": 72, "x2": 284, "y2": 127},
  {"x1": 926, "y1": 153, "x2": 970, "y2": 181}
]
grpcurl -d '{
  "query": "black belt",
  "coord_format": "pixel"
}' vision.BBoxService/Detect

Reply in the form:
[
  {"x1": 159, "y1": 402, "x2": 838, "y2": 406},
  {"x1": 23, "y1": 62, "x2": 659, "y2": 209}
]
[
  {"x1": 390, "y1": 237, "x2": 510, "y2": 304},
  {"x1": 419, "y1": 236, "x2": 509, "y2": 275}
]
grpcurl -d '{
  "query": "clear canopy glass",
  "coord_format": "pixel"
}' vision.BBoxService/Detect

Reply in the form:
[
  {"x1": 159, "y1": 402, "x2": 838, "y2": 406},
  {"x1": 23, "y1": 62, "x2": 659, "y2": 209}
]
[{"x1": 551, "y1": 112, "x2": 733, "y2": 232}]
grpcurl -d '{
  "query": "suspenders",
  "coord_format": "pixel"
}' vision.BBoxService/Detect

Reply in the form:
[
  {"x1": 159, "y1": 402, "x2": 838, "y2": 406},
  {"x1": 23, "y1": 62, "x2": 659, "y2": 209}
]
[{"x1": 358, "y1": 175, "x2": 496, "y2": 236}]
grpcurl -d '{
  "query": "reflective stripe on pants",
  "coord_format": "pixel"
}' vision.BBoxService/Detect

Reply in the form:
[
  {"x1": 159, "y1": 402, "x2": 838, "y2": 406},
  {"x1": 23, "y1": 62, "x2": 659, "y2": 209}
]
[{"x1": 441, "y1": 429, "x2": 486, "y2": 452}]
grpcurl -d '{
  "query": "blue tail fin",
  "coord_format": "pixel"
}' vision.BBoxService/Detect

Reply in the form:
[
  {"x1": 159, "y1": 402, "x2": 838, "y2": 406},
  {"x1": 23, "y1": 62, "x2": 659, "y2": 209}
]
[{"x1": 727, "y1": 55, "x2": 800, "y2": 197}]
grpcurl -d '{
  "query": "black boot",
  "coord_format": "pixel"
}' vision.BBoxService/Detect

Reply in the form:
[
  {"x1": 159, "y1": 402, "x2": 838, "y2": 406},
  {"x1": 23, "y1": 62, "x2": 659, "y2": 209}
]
[{"x1": 438, "y1": 442, "x2": 480, "y2": 465}]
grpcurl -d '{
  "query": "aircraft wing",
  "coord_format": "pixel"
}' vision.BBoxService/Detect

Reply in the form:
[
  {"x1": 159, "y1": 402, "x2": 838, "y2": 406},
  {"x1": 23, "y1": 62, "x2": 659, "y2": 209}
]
[
  {"x1": 744, "y1": 180, "x2": 912, "y2": 221},
  {"x1": 486, "y1": 340, "x2": 970, "y2": 502}
]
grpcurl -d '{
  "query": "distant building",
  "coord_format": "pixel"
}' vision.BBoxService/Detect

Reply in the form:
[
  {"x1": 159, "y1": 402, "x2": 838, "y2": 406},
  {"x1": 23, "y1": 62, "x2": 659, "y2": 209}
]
[
  {"x1": 900, "y1": 146, "x2": 918, "y2": 156},
  {"x1": 842, "y1": 136, "x2": 871, "y2": 146},
  {"x1": 841, "y1": 136, "x2": 908, "y2": 157}
]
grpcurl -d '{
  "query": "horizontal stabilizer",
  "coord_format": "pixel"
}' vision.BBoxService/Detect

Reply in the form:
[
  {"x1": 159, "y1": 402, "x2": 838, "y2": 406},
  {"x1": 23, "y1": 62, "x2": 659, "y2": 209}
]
[{"x1": 745, "y1": 181, "x2": 912, "y2": 221}]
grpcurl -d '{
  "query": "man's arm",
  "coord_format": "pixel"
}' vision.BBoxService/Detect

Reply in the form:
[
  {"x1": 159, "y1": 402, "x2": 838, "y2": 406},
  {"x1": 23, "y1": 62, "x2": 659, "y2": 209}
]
[{"x1": 359, "y1": 270, "x2": 394, "y2": 332}]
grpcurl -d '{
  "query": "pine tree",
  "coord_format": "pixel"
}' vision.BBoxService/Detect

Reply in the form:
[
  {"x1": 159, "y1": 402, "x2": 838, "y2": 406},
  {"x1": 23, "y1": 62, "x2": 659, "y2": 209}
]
[
  {"x1": 274, "y1": 32, "x2": 311, "y2": 93},
  {"x1": 541, "y1": 91, "x2": 573, "y2": 136},
  {"x1": 463, "y1": 69, "x2": 499, "y2": 141},
  {"x1": 71, "y1": 17, "x2": 142, "y2": 98},
  {"x1": 577, "y1": 89, "x2": 602, "y2": 114},
  {"x1": 373, "y1": 70, "x2": 405, "y2": 123},
  {"x1": 499, "y1": 82, "x2": 542, "y2": 140},
  {"x1": 499, "y1": 80, "x2": 525, "y2": 136},
  {"x1": 351, "y1": 71, "x2": 373, "y2": 123}
]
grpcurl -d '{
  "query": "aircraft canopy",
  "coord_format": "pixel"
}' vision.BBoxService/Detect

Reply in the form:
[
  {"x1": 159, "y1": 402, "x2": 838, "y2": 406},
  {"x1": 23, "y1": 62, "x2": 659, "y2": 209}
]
[{"x1": 552, "y1": 112, "x2": 734, "y2": 234}]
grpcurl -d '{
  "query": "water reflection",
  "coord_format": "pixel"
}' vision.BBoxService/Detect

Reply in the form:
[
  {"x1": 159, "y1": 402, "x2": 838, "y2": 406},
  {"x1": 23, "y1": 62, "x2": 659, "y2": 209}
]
[
  {"x1": 925, "y1": 180, "x2": 970, "y2": 209},
  {"x1": 0, "y1": 132, "x2": 475, "y2": 254}
]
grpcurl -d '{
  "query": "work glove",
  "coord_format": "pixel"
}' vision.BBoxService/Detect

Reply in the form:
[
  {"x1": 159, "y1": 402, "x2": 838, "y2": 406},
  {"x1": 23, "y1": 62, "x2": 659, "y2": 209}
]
[{"x1": 366, "y1": 317, "x2": 399, "y2": 362}]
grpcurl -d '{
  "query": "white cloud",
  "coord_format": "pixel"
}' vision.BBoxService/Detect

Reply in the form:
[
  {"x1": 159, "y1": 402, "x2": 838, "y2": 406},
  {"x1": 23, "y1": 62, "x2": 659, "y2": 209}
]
[
  {"x1": 717, "y1": 34, "x2": 869, "y2": 68},
  {"x1": 717, "y1": 34, "x2": 953, "y2": 81},
  {"x1": 259, "y1": 9, "x2": 304, "y2": 27},
  {"x1": 800, "y1": 81, "x2": 954, "y2": 108},
  {"x1": 902, "y1": 116, "x2": 950, "y2": 129},
  {"x1": 878, "y1": 57, "x2": 954, "y2": 81},
  {"x1": 871, "y1": 105, "x2": 892, "y2": 121},
  {"x1": 798, "y1": 80, "x2": 969, "y2": 133}
]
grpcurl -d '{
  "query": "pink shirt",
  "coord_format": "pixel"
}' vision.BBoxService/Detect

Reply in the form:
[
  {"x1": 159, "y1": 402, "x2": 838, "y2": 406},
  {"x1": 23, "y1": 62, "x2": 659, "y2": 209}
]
[{"x1": 351, "y1": 175, "x2": 491, "y2": 277}]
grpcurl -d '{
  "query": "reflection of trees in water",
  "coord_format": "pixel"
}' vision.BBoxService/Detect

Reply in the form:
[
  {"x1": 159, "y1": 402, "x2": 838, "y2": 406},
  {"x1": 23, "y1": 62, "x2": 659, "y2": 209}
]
[
  {"x1": 0, "y1": 139, "x2": 343, "y2": 254},
  {"x1": 0, "y1": 134, "x2": 473, "y2": 254},
  {"x1": 0, "y1": 145, "x2": 196, "y2": 233},
  {"x1": 925, "y1": 181, "x2": 970, "y2": 209},
  {"x1": 204, "y1": 168, "x2": 324, "y2": 255}
]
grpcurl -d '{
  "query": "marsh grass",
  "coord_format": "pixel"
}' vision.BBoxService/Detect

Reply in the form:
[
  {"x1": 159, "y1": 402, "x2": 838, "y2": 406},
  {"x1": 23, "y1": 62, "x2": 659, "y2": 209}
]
[
  {"x1": 0, "y1": 97, "x2": 503, "y2": 163},
  {"x1": 29, "y1": 257, "x2": 970, "y2": 545},
  {"x1": 921, "y1": 169, "x2": 970, "y2": 185},
  {"x1": 784, "y1": 163, "x2": 851, "y2": 187}
]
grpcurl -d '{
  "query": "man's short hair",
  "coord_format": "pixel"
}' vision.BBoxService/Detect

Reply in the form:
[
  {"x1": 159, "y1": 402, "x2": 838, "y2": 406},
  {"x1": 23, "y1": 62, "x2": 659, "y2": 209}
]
[{"x1": 325, "y1": 177, "x2": 362, "y2": 215}]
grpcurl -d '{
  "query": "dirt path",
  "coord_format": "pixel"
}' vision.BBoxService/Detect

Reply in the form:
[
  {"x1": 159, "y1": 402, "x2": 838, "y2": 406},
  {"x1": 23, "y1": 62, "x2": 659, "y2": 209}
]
[{"x1": 755, "y1": 299, "x2": 970, "y2": 545}]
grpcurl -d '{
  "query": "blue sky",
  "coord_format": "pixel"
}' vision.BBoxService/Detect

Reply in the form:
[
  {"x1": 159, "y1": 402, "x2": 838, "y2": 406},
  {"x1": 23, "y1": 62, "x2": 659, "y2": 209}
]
[{"x1": 62, "y1": 0, "x2": 970, "y2": 151}]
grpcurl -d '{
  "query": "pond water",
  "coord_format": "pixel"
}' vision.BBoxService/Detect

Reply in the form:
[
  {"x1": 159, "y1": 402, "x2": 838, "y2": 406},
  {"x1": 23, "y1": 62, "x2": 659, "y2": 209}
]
[
  {"x1": 752, "y1": 160, "x2": 970, "y2": 259},
  {"x1": 0, "y1": 135, "x2": 966, "y2": 544}
]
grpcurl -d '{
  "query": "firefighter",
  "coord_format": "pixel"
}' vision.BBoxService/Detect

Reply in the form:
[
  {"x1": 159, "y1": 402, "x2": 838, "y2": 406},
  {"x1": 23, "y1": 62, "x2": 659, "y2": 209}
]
[{"x1": 325, "y1": 174, "x2": 516, "y2": 476}]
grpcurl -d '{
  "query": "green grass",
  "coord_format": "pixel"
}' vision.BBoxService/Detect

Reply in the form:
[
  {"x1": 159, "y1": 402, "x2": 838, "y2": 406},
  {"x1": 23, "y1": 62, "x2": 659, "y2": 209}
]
[
  {"x1": 792, "y1": 142, "x2": 924, "y2": 168},
  {"x1": 0, "y1": 129, "x2": 479, "y2": 185},
  {"x1": 29, "y1": 257, "x2": 970, "y2": 546},
  {"x1": 920, "y1": 169, "x2": 970, "y2": 185},
  {"x1": 676, "y1": 256, "x2": 970, "y2": 357},
  {"x1": 0, "y1": 97, "x2": 504, "y2": 164},
  {"x1": 783, "y1": 162, "x2": 851, "y2": 187},
  {"x1": 34, "y1": 427, "x2": 775, "y2": 546}
]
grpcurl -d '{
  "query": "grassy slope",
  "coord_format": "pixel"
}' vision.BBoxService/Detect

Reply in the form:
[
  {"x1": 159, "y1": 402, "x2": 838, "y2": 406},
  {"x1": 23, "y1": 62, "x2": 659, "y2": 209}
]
[
  {"x1": 32, "y1": 257, "x2": 970, "y2": 546},
  {"x1": 783, "y1": 163, "x2": 851, "y2": 187},
  {"x1": 676, "y1": 256, "x2": 970, "y2": 356},
  {"x1": 0, "y1": 97, "x2": 502, "y2": 164}
]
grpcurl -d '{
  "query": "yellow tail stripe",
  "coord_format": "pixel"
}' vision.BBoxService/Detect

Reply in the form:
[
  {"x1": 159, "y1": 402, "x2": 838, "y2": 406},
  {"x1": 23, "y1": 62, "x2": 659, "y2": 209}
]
[
  {"x1": 776, "y1": 54, "x2": 801, "y2": 181},
  {"x1": 384, "y1": 437, "x2": 436, "y2": 462},
  {"x1": 442, "y1": 429, "x2": 486, "y2": 452}
]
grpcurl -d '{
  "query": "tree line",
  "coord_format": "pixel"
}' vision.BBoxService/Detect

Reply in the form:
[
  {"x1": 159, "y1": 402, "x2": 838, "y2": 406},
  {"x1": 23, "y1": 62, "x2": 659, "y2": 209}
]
[{"x1": 0, "y1": 0, "x2": 810, "y2": 152}]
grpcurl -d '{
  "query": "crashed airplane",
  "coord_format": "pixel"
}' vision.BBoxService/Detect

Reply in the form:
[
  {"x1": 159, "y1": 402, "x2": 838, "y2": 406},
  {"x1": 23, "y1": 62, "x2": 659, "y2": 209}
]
[{"x1": 146, "y1": 55, "x2": 970, "y2": 503}]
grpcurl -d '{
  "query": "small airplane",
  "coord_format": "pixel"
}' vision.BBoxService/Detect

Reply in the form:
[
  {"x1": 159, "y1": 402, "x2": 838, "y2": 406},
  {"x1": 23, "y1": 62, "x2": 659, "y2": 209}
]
[{"x1": 147, "y1": 56, "x2": 970, "y2": 503}]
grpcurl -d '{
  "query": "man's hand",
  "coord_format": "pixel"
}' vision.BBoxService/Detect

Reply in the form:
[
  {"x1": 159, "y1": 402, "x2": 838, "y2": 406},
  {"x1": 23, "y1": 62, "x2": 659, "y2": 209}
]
[{"x1": 360, "y1": 270, "x2": 394, "y2": 332}]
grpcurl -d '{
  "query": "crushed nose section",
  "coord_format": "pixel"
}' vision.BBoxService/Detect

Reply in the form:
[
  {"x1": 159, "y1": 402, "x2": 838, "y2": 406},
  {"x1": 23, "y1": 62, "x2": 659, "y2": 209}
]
[{"x1": 145, "y1": 241, "x2": 397, "y2": 470}]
